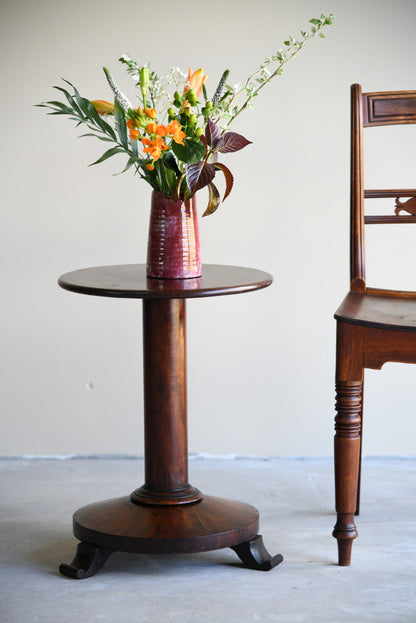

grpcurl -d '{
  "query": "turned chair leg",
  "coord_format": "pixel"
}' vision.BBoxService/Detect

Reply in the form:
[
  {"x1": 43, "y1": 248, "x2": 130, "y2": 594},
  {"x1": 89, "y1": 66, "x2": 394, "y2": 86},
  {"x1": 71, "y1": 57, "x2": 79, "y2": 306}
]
[
  {"x1": 333, "y1": 379, "x2": 362, "y2": 566},
  {"x1": 355, "y1": 378, "x2": 364, "y2": 517}
]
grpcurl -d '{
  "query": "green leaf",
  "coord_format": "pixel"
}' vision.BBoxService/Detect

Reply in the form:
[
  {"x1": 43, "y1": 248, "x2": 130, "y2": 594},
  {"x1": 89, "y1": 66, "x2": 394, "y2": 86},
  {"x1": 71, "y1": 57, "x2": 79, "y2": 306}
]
[
  {"x1": 116, "y1": 155, "x2": 140, "y2": 175},
  {"x1": 79, "y1": 97, "x2": 118, "y2": 141},
  {"x1": 95, "y1": 115, "x2": 118, "y2": 142},
  {"x1": 54, "y1": 85, "x2": 83, "y2": 117},
  {"x1": 46, "y1": 111, "x2": 72, "y2": 116},
  {"x1": 171, "y1": 138, "x2": 206, "y2": 164},
  {"x1": 114, "y1": 98, "x2": 128, "y2": 149},
  {"x1": 89, "y1": 146, "x2": 124, "y2": 166},
  {"x1": 79, "y1": 132, "x2": 115, "y2": 142},
  {"x1": 69, "y1": 82, "x2": 92, "y2": 118},
  {"x1": 156, "y1": 157, "x2": 178, "y2": 195},
  {"x1": 82, "y1": 98, "x2": 105, "y2": 124},
  {"x1": 43, "y1": 100, "x2": 72, "y2": 111},
  {"x1": 163, "y1": 151, "x2": 181, "y2": 176},
  {"x1": 130, "y1": 136, "x2": 138, "y2": 157}
]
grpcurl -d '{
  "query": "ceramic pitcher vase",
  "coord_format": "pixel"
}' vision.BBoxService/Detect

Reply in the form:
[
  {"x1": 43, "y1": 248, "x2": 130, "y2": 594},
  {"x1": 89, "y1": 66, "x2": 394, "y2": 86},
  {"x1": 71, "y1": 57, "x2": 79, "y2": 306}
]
[{"x1": 146, "y1": 191, "x2": 201, "y2": 279}]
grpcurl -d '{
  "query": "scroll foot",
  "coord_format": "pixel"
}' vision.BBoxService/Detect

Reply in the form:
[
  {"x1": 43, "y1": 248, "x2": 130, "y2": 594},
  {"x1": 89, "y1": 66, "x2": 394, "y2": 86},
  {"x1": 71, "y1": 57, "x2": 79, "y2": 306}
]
[
  {"x1": 231, "y1": 534, "x2": 283, "y2": 571},
  {"x1": 59, "y1": 542, "x2": 113, "y2": 579}
]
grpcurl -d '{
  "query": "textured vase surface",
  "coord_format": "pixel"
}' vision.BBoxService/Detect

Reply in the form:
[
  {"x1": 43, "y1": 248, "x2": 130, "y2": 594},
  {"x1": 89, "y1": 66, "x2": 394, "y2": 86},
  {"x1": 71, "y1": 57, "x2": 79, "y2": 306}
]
[{"x1": 146, "y1": 191, "x2": 201, "y2": 279}]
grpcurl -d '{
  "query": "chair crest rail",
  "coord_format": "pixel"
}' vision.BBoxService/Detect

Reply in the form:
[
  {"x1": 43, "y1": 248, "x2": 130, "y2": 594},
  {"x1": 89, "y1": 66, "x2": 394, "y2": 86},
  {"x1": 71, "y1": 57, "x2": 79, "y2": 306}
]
[{"x1": 363, "y1": 91, "x2": 416, "y2": 126}]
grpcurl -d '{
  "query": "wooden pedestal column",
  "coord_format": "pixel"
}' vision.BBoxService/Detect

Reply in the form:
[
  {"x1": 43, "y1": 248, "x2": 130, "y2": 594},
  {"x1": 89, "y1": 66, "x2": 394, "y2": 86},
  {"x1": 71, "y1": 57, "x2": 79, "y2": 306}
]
[{"x1": 57, "y1": 264, "x2": 283, "y2": 578}]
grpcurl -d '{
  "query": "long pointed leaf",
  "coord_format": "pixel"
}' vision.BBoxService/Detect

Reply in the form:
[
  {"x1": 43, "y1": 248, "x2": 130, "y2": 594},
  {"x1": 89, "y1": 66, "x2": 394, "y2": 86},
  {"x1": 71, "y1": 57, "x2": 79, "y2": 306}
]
[
  {"x1": 95, "y1": 114, "x2": 118, "y2": 141},
  {"x1": 115, "y1": 155, "x2": 140, "y2": 175},
  {"x1": 130, "y1": 135, "x2": 138, "y2": 157},
  {"x1": 43, "y1": 100, "x2": 72, "y2": 111},
  {"x1": 203, "y1": 182, "x2": 221, "y2": 216},
  {"x1": 213, "y1": 162, "x2": 234, "y2": 201},
  {"x1": 71, "y1": 82, "x2": 92, "y2": 117},
  {"x1": 53, "y1": 85, "x2": 83, "y2": 117},
  {"x1": 60, "y1": 79, "x2": 118, "y2": 140},
  {"x1": 79, "y1": 132, "x2": 115, "y2": 142},
  {"x1": 114, "y1": 98, "x2": 128, "y2": 149},
  {"x1": 89, "y1": 146, "x2": 124, "y2": 166},
  {"x1": 82, "y1": 97, "x2": 117, "y2": 138}
]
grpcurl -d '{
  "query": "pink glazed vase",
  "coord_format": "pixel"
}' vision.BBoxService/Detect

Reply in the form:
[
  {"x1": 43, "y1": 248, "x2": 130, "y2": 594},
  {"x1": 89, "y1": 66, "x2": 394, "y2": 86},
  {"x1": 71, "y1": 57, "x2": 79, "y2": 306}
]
[{"x1": 146, "y1": 191, "x2": 202, "y2": 279}]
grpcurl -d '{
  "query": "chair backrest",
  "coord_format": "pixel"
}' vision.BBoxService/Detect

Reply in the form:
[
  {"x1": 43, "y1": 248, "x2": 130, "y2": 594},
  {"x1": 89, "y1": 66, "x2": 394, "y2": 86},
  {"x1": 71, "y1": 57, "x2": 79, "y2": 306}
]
[{"x1": 350, "y1": 84, "x2": 416, "y2": 295}]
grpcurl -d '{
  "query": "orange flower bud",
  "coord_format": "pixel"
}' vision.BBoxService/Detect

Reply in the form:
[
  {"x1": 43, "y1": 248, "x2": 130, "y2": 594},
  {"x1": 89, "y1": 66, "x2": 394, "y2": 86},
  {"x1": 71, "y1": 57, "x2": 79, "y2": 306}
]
[
  {"x1": 91, "y1": 100, "x2": 114, "y2": 115},
  {"x1": 145, "y1": 107, "x2": 157, "y2": 119},
  {"x1": 184, "y1": 68, "x2": 207, "y2": 99},
  {"x1": 129, "y1": 129, "x2": 141, "y2": 140}
]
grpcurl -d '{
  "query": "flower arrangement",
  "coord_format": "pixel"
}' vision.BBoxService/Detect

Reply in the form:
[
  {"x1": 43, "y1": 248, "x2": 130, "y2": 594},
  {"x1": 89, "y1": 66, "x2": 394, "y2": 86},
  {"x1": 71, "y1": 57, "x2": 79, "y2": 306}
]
[{"x1": 38, "y1": 14, "x2": 334, "y2": 216}]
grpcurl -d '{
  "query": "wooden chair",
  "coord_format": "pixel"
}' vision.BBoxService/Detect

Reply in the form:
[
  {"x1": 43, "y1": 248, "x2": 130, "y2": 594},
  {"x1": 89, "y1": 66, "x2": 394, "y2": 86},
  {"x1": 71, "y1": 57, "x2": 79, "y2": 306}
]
[{"x1": 333, "y1": 84, "x2": 416, "y2": 566}]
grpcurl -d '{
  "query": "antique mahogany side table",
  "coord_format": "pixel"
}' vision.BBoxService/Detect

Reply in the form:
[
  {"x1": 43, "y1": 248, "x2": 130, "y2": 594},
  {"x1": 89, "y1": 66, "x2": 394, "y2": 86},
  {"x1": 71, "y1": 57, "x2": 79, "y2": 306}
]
[{"x1": 58, "y1": 264, "x2": 282, "y2": 578}]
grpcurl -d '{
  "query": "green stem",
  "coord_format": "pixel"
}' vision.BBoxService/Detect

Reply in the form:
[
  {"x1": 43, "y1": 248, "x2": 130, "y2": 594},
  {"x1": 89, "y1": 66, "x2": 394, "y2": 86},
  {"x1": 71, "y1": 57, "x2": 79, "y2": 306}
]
[{"x1": 220, "y1": 20, "x2": 328, "y2": 132}]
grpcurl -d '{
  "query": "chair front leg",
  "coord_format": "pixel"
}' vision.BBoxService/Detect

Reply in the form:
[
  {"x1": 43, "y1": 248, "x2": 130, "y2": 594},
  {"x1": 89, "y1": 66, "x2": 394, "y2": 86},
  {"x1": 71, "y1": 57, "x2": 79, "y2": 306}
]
[
  {"x1": 333, "y1": 378, "x2": 363, "y2": 566},
  {"x1": 355, "y1": 375, "x2": 364, "y2": 517}
]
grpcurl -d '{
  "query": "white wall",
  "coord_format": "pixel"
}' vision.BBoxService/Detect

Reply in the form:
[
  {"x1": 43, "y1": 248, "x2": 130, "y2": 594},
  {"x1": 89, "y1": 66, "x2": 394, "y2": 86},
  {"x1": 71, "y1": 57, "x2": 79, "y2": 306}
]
[{"x1": 1, "y1": 0, "x2": 416, "y2": 457}]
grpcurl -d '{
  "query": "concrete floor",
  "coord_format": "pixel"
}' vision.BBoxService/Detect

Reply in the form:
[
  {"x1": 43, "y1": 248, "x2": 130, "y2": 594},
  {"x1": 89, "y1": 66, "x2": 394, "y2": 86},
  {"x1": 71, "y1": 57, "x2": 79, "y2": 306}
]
[{"x1": 0, "y1": 457, "x2": 415, "y2": 622}]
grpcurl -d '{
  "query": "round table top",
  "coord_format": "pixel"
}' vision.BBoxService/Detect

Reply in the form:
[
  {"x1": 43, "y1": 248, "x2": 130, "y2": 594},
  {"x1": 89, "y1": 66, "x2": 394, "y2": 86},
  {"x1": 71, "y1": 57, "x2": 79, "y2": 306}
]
[{"x1": 58, "y1": 264, "x2": 273, "y2": 300}]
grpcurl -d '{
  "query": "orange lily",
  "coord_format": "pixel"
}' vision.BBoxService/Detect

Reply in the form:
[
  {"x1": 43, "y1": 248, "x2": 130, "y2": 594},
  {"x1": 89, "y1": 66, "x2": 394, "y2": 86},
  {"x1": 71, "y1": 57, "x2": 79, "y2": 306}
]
[
  {"x1": 184, "y1": 68, "x2": 207, "y2": 99},
  {"x1": 90, "y1": 100, "x2": 114, "y2": 115}
]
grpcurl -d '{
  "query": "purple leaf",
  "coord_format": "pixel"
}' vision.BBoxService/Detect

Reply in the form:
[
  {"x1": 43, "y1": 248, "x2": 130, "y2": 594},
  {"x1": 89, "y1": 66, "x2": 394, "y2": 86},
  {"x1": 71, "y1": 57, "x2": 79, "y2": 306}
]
[
  {"x1": 205, "y1": 118, "x2": 222, "y2": 149},
  {"x1": 213, "y1": 162, "x2": 234, "y2": 201},
  {"x1": 217, "y1": 131, "x2": 252, "y2": 153},
  {"x1": 203, "y1": 182, "x2": 221, "y2": 217},
  {"x1": 186, "y1": 161, "x2": 216, "y2": 195},
  {"x1": 199, "y1": 134, "x2": 208, "y2": 157}
]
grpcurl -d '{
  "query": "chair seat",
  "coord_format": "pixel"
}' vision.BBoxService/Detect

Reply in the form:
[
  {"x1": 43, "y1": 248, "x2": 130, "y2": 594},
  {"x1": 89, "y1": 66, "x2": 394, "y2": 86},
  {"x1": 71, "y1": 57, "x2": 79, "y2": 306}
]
[{"x1": 335, "y1": 291, "x2": 416, "y2": 331}]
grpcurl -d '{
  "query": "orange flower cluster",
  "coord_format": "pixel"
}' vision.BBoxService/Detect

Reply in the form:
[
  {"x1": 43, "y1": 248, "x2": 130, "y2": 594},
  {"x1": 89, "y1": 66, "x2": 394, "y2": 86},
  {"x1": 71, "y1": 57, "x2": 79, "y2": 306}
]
[
  {"x1": 126, "y1": 119, "x2": 141, "y2": 141},
  {"x1": 141, "y1": 137, "x2": 168, "y2": 165},
  {"x1": 127, "y1": 108, "x2": 186, "y2": 169}
]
